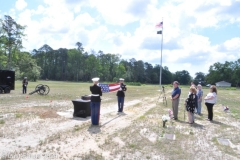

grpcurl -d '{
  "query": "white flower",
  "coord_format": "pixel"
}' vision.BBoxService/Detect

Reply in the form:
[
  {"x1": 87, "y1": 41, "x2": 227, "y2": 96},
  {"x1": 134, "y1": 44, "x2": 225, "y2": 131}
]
[{"x1": 162, "y1": 115, "x2": 170, "y2": 122}]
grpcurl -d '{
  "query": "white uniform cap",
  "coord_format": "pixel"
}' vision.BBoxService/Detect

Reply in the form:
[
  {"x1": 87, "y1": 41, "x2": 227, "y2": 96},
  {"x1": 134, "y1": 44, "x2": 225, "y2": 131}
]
[
  {"x1": 92, "y1": 77, "x2": 100, "y2": 82},
  {"x1": 119, "y1": 78, "x2": 124, "y2": 81},
  {"x1": 24, "y1": 77, "x2": 27, "y2": 79}
]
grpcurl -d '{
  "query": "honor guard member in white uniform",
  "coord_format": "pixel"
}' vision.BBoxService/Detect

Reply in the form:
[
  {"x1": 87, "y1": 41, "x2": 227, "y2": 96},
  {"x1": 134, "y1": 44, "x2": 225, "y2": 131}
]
[
  {"x1": 90, "y1": 77, "x2": 102, "y2": 125},
  {"x1": 116, "y1": 78, "x2": 127, "y2": 112}
]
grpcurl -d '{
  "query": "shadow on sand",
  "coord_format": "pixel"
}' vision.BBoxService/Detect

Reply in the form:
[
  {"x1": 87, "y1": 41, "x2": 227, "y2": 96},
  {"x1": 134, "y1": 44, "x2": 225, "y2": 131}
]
[
  {"x1": 87, "y1": 112, "x2": 127, "y2": 134},
  {"x1": 210, "y1": 120, "x2": 229, "y2": 126},
  {"x1": 190, "y1": 122, "x2": 205, "y2": 129},
  {"x1": 172, "y1": 119, "x2": 205, "y2": 129},
  {"x1": 71, "y1": 116, "x2": 91, "y2": 121},
  {"x1": 101, "y1": 112, "x2": 127, "y2": 126},
  {"x1": 87, "y1": 125, "x2": 101, "y2": 134}
]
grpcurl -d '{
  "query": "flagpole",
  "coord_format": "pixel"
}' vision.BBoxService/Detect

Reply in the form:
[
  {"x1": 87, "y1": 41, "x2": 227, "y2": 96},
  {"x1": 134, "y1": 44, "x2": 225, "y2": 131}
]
[{"x1": 160, "y1": 18, "x2": 163, "y2": 89}]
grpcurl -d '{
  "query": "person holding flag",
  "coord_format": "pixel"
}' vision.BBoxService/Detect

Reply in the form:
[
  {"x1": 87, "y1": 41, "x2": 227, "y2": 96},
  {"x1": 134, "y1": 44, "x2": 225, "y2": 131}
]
[
  {"x1": 116, "y1": 78, "x2": 127, "y2": 112},
  {"x1": 90, "y1": 77, "x2": 102, "y2": 125}
]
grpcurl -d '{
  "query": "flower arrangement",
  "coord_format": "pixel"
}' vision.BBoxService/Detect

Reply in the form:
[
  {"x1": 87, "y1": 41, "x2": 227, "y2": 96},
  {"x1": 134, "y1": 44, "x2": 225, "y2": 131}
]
[
  {"x1": 168, "y1": 109, "x2": 173, "y2": 119},
  {"x1": 222, "y1": 105, "x2": 229, "y2": 111},
  {"x1": 162, "y1": 115, "x2": 170, "y2": 127}
]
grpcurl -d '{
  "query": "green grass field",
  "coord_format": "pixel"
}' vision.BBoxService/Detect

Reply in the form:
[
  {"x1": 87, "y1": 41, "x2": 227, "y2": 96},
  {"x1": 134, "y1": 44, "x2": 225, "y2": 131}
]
[{"x1": 0, "y1": 81, "x2": 240, "y2": 159}]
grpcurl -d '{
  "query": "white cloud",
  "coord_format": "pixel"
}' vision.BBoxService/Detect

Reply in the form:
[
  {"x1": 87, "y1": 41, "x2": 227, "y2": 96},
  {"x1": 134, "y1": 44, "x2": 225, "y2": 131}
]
[
  {"x1": 15, "y1": 0, "x2": 27, "y2": 11},
  {"x1": 179, "y1": 34, "x2": 211, "y2": 52},
  {"x1": 88, "y1": 0, "x2": 157, "y2": 26},
  {"x1": 2, "y1": 0, "x2": 239, "y2": 77},
  {"x1": 74, "y1": 13, "x2": 95, "y2": 27},
  {"x1": 88, "y1": 0, "x2": 135, "y2": 26},
  {"x1": 223, "y1": 38, "x2": 240, "y2": 51}
]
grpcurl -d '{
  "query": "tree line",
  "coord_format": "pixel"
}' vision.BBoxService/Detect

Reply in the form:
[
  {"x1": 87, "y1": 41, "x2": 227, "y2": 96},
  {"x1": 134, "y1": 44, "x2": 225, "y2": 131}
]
[
  {"x1": 205, "y1": 60, "x2": 240, "y2": 86},
  {"x1": 32, "y1": 44, "x2": 177, "y2": 84},
  {"x1": 1, "y1": 15, "x2": 239, "y2": 86}
]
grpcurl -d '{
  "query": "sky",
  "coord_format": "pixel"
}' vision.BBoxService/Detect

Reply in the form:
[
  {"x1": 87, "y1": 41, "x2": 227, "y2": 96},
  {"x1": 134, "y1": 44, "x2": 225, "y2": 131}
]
[{"x1": 0, "y1": 0, "x2": 240, "y2": 77}]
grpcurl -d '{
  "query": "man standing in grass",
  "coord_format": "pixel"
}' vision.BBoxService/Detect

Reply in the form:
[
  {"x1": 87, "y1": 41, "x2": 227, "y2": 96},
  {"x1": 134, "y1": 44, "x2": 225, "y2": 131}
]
[
  {"x1": 117, "y1": 78, "x2": 127, "y2": 112},
  {"x1": 22, "y1": 77, "x2": 28, "y2": 94},
  {"x1": 196, "y1": 84, "x2": 203, "y2": 115},
  {"x1": 90, "y1": 77, "x2": 102, "y2": 125},
  {"x1": 171, "y1": 81, "x2": 181, "y2": 120}
]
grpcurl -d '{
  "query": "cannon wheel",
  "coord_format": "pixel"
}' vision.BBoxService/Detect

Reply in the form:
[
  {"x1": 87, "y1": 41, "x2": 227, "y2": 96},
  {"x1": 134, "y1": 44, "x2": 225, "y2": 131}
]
[
  {"x1": 43, "y1": 85, "x2": 50, "y2": 95},
  {"x1": 35, "y1": 84, "x2": 43, "y2": 94},
  {"x1": 38, "y1": 85, "x2": 50, "y2": 95},
  {"x1": 35, "y1": 84, "x2": 43, "y2": 91}
]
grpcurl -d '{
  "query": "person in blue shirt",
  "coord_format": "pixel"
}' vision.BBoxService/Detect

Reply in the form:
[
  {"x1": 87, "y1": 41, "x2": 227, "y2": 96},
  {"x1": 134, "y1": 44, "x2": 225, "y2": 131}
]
[
  {"x1": 196, "y1": 84, "x2": 203, "y2": 115},
  {"x1": 171, "y1": 81, "x2": 181, "y2": 120}
]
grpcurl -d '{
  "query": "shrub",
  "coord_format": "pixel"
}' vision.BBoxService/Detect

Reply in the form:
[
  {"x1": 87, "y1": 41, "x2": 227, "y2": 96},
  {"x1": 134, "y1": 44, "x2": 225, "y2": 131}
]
[
  {"x1": 0, "y1": 120, "x2": 5, "y2": 124},
  {"x1": 125, "y1": 82, "x2": 141, "y2": 86},
  {"x1": 225, "y1": 87, "x2": 236, "y2": 90},
  {"x1": 15, "y1": 113, "x2": 23, "y2": 118}
]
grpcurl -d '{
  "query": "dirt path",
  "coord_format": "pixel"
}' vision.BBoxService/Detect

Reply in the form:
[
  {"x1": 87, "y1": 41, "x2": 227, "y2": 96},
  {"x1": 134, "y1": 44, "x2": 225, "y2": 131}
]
[{"x1": 0, "y1": 96, "x2": 158, "y2": 159}]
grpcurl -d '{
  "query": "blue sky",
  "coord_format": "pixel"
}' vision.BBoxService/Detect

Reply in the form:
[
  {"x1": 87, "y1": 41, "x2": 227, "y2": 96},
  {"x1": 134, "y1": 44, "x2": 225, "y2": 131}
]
[{"x1": 0, "y1": 0, "x2": 240, "y2": 77}]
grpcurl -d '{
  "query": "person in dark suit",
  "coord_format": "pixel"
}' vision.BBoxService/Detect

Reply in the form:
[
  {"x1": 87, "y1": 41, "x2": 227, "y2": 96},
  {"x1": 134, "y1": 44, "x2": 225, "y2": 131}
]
[
  {"x1": 90, "y1": 77, "x2": 102, "y2": 125},
  {"x1": 116, "y1": 78, "x2": 127, "y2": 112},
  {"x1": 22, "y1": 77, "x2": 28, "y2": 94}
]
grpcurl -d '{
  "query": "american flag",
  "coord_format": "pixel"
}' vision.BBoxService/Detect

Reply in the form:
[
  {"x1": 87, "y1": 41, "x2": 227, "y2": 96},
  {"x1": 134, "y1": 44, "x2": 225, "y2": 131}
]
[
  {"x1": 98, "y1": 83, "x2": 120, "y2": 93},
  {"x1": 156, "y1": 21, "x2": 163, "y2": 28}
]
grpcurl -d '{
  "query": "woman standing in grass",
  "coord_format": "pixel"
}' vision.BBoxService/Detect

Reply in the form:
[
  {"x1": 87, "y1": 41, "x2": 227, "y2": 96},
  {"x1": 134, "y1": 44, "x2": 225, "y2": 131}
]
[
  {"x1": 204, "y1": 85, "x2": 217, "y2": 121},
  {"x1": 185, "y1": 86, "x2": 197, "y2": 124}
]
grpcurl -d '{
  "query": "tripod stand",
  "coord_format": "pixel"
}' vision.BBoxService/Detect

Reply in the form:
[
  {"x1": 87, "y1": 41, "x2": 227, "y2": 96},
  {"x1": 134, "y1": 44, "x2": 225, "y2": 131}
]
[{"x1": 157, "y1": 86, "x2": 167, "y2": 106}]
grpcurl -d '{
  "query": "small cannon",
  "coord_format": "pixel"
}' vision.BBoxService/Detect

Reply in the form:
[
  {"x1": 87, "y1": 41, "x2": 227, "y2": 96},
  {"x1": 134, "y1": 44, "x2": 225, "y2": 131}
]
[{"x1": 29, "y1": 84, "x2": 50, "y2": 95}]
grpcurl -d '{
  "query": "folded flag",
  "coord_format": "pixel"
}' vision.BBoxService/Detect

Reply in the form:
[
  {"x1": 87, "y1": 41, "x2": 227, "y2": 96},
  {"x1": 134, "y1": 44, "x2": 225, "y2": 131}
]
[
  {"x1": 98, "y1": 83, "x2": 120, "y2": 93},
  {"x1": 156, "y1": 21, "x2": 163, "y2": 28}
]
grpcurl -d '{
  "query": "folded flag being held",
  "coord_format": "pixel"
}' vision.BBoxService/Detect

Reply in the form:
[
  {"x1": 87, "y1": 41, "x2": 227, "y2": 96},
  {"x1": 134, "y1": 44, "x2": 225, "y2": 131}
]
[{"x1": 98, "y1": 83, "x2": 120, "y2": 93}]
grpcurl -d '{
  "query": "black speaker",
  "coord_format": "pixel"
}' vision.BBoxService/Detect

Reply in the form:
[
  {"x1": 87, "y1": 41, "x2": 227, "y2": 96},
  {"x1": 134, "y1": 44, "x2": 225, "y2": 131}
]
[{"x1": 72, "y1": 100, "x2": 91, "y2": 118}]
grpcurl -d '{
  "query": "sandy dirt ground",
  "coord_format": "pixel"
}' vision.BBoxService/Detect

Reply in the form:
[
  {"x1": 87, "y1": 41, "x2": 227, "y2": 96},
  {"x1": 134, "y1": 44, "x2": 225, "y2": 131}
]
[
  {"x1": 1, "y1": 88, "x2": 240, "y2": 160},
  {"x1": 0, "y1": 94, "x2": 158, "y2": 159}
]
